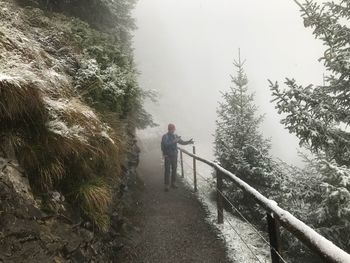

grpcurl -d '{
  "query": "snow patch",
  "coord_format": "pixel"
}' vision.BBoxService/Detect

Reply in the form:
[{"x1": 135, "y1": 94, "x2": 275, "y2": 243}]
[
  {"x1": 101, "y1": 131, "x2": 115, "y2": 144},
  {"x1": 0, "y1": 73, "x2": 22, "y2": 88},
  {"x1": 47, "y1": 120, "x2": 87, "y2": 142}
]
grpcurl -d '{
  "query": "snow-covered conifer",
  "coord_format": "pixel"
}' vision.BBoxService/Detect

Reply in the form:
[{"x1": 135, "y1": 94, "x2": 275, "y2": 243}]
[
  {"x1": 271, "y1": 0, "x2": 350, "y2": 165},
  {"x1": 215, "y1": 51, "x2": 272, "y2": 192}
]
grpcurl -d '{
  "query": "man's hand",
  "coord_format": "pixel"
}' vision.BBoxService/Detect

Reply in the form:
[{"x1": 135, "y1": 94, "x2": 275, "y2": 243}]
[{"x1": 188, "y1": 138, "x2": 194, "y2": 144}]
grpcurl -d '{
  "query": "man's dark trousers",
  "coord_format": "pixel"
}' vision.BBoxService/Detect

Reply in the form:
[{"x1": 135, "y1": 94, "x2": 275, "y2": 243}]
[{"x1": 164, "y1": 155, "x2": 177, "y2": 185}]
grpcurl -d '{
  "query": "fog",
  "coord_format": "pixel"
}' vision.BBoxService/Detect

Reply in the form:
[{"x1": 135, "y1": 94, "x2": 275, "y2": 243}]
[{"x1": 133, "y1": 0, "x2": 325, "y2": 165}]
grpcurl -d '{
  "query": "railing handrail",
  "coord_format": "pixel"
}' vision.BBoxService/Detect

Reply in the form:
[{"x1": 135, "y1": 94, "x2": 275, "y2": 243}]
[{"x1": 178, "y1": 147, "x2": 350, "y2": 263}]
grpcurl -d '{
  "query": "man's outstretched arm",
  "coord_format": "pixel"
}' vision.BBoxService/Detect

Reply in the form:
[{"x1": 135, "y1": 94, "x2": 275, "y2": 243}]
[{"x1": 178, "y1": 138, "x2": 194, "y2": 145}]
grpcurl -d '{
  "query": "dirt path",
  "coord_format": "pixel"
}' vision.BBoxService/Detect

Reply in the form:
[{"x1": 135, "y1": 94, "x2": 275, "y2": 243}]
[{"x1": 123, "y1": 148, "x2": 232, "y2": 263}]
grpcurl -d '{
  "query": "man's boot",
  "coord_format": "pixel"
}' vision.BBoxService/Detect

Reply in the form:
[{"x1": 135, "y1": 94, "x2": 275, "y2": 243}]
[
  {"x1": 164, "y1": 185, "x2": 170, "y2": 192},
  {"x1": 171, "y1": 183, "x2": 178, "y2": 189}
]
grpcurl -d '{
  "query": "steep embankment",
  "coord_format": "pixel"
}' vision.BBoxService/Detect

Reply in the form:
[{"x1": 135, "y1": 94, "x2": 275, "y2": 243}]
[{"x1": 0, "y1": 0, "x2": 147, "y2": 261}]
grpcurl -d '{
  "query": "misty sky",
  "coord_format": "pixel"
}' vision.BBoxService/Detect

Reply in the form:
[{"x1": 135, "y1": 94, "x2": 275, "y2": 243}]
[{"x1": 133, "y1": 0, "x2": 325, "y2": 165}]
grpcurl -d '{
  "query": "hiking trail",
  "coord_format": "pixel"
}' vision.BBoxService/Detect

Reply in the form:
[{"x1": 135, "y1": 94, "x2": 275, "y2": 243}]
[{"x1": 121, "y1": 147, "x2": 231, "y2": 263}]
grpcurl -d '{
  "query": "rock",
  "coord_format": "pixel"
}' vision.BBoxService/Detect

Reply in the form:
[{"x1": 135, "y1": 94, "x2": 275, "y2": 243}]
[
  {"x1": 70, "y1": 249, "x2": 87, "y2": 263},
  {"x1": 0, "y1": 158, "x2": 35, "y2": 204},
  {"x1": 43, "y1": 191, "x2": 66, "y2": 214}
]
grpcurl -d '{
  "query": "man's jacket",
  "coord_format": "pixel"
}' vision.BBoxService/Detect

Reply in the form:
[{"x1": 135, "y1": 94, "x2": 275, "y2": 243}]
[{"x1": 161, "y1": 133, "x2": 191, "y2": 157}]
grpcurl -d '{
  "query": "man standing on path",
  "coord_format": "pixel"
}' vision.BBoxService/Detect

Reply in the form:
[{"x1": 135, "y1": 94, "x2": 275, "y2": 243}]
[{"x1": 161, "y1": 124, "x2": 194, "y2": 191}]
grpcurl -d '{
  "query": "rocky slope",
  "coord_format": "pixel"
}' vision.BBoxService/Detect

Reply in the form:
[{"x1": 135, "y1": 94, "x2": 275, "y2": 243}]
[
  {"x1": 0, "y1": 0, "x2": 146, "y2": 261},
  {"x1": 0, "y1": 152, "x2": 140, "y2": 262}
]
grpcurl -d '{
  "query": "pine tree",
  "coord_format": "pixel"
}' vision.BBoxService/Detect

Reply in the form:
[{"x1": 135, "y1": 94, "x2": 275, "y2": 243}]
[
  {"x1": 270, "y1": 0, "x2": 350, "y2": 166},
  {"x1": 215, "y1": 50, "x2": 272, "y2": 191}
]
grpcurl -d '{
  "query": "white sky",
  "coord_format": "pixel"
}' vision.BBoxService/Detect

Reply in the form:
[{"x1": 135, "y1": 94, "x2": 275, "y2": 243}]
[{"x1": 133, "y1": 0, "x2": 325, "y2": 165}]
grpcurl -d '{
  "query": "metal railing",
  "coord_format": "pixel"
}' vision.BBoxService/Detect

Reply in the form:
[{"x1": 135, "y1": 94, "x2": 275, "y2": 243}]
[{"x1": 178, "y1": 146, "x2": 350, "y2": 263}]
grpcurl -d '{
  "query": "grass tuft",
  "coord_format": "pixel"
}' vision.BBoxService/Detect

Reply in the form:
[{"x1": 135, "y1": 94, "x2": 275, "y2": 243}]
[
  {"x1": 0, "y1": 76, "x2": 46, "y2": 130},
  {"x1": 38, "y1": 159, "x2": 65, "y2": 190},
  {"x1": 75, "y1": 178, "x2": 112, "y2": 231}
]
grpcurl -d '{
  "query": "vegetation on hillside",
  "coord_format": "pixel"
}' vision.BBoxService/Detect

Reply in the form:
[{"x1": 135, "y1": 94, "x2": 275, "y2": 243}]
[{"x1": 0, "y1": 0, "x2": 152, "y2": 231}]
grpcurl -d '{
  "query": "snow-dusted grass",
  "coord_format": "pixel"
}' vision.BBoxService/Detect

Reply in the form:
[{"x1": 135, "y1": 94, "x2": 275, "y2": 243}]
[
  {"x1": 180, "y1": 159, "x2": 270, "y2": 263},
  {"x1": 0, "y1": 0, "x2": 125, "y2": 231}
]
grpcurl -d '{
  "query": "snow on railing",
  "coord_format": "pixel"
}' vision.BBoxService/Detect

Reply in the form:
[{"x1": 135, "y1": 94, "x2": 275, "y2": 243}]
[{"x1": 178, "y1": 146, "x2": 350, "y2": 263}]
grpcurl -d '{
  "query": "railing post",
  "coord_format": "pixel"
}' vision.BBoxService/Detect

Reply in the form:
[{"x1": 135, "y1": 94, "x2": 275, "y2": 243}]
[
  {"x1": 216, "y1": 169, "x2": 224, "y2": 224},
  {"x1": 180, "y1": 150, "x2": 184, "y2": 178},
  {"x1": 192, "y1": 145, "x2": 197, "y2": 192},
  {"x1": 267, "y1": 212, "x2": 282, "y2": 263}
]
